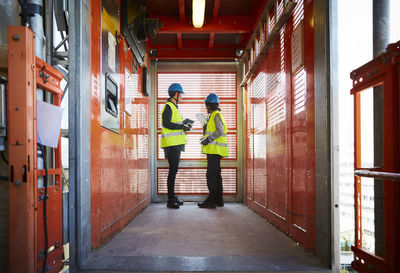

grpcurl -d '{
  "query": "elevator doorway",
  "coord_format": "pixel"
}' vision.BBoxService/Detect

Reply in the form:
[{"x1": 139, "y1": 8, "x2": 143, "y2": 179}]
[{"x1": 150, "y1": 62, "x2": 244, "y2": 203}]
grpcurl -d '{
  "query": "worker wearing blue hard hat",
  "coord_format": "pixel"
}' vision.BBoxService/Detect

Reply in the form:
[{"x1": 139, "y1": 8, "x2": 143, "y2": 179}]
[
  {"x1": 198, "y1": 93, "x2": 228, "y2": 208},
  {"x1": 168, "y1": 83, "x2": 184, "y2": 96},
  {"x1": 160, "y1": 83, "x2": 193, "y2": 208},
  {"x1": 204, "y1": 93, "x2": 220, "y2": 104}
]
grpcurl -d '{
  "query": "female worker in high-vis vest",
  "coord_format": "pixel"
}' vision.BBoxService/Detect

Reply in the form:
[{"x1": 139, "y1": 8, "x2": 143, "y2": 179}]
[
  {"x1": 161, "y1": 83, "x2": 193, "y2": 208},
  {"x1": 198, "y1": 93, "x2": 228, "y2": 208}
]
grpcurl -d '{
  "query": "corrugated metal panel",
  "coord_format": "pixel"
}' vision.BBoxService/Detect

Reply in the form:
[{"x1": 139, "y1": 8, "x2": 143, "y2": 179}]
[
  {"x1": 90, "y1": 19, "x2": 150, "y2": 246},
  {"x1": 269, "y1": 7, "x2": 276, "y2": 31},
  {"x1": 290, "y1": 0, "x2": 309, "y2": 233},
  {"x1": 246, "y1": 86, "x2": 254, "y2": 201},
  {"x1": 157, "y1": 73, "x2": 237, "y2": 99},
  {"x1": 252, "y1": 72, "x2": 267, "y2": 208},
  {"x1": 266, "y1": 25, "x2": 288, "y2": 224},
  {"x1": 293, "y1": 68, "x2": 306, "y2": 114},
  {"x1": 157, "y1": 133, "x2": 237, "y2": 160},
  {"x1": 277, "y1": 0, "x2": 284, "y2": 18},
  {"x1": 245, "y1": 0, "x2": 315, "y2": 250},
  {"x1": 138, "y1": 134, "x2": 149, "y2": 159},
  {"x1": 157, "y1": 168, "x2": 237, "y2": 195},
  {"x1": 293, "y1": 0, "x2": 304, "y2": 28},
  {"x1": 255, "y1": 37, "x2": 261, "y2": 57},
  {"x1": 138, "y1": 168, "x2": 149, "y2": 202},
  {"x1": 125, "y1": 70, "x2": 139, "y2": 115}
]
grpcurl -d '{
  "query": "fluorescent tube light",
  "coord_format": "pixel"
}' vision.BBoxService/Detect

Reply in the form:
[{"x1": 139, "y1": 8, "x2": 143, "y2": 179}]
[{"x1": 192, "y1": 0, "x2": 205, "y2": 28}]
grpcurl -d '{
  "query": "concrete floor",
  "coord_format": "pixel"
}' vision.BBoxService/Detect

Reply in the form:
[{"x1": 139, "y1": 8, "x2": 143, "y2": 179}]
[{"x1": 82, "y1": 203, "x2": 331, "y2": 272}]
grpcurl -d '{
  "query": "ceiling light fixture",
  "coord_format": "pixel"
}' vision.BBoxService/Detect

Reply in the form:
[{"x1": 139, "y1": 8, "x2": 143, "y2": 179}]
[{"x1": 192, "y1": 0, "x2": 205, "y2": 28}]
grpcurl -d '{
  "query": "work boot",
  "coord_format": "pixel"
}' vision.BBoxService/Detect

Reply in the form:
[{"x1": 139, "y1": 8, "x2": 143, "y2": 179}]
[
  {"x1": 198, "y1": 198, "x2": 216, "y2": 209},
  {"x1": 216, "y1": 198, "x2": 224, "y2": 207},
  {"x1": 175, "y1": 197, "x2": 184, "y2": 205},
  {"x1": 167, "y1": 199, "x2": 180, "y2": 209}
]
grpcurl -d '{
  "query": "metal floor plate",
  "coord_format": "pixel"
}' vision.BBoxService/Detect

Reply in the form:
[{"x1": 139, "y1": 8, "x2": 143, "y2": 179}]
[
  {"x1": 81, "y1": 204, "x2": 331, "y2": 272},
  {"x1": 82, "y1": 255, "x2": 331, "y2": 272}
]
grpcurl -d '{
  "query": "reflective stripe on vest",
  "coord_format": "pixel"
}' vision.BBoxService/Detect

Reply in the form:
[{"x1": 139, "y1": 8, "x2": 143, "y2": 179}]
[
  {"x1": 205, "y1": 132, "x2": 227, "y2": 137},
  {"x1": 161, "y1": 102, "x2": 187, "y2": 148},
  {"x1": 202, "y1": 111, "x2": 229, "y2": 157}
]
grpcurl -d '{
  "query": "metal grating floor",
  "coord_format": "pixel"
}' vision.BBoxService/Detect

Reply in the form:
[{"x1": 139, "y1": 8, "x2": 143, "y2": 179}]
[{"x1": 81, "y1": 203, "x2": 331, "y2": 272}]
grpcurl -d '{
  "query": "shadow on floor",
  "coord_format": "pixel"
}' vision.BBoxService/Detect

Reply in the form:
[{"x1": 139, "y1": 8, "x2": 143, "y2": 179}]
[{"x1": 81, "y1": 203, "x2": 331, "y2": 272}]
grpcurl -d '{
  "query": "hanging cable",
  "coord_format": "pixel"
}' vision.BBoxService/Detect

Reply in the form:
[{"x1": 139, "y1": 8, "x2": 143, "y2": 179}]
[
  {"x1": 1, "y1": 151, "x2": 9, "y2": 164},
  {"x1": 38, "y1": 143, "x2": 49, "y2": 273}
]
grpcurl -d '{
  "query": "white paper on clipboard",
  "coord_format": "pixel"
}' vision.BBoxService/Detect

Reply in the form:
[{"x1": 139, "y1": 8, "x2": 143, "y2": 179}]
[
  {"x1": 196, "y1": 113, "x2": 207, "y2": 126},
  {"x1": 37, "y1": 100, "x2": 64, "y2": 148}
]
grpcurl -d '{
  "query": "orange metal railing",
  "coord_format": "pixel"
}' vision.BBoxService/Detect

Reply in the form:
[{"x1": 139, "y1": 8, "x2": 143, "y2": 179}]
[{"x1": 350, "y1": 41, "x2": 400, "y2": 273}]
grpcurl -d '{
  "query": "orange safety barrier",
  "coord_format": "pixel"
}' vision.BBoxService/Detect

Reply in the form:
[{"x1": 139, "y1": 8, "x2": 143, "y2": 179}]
[
  {"x1": 8, "y1": 26, "x2": 64, "y2": 273},
  {"x1": 350, "y1": 41, "x2": 400, "y2": 273}
]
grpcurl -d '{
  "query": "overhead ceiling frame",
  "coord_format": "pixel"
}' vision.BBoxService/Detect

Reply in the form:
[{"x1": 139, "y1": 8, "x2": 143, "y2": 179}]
[
  {"x1": 149, "y1": 0, "x2": 268, "y2": 60},
  {"x1": 157, "y1": 15, "x2": 252, "y2": 33}
]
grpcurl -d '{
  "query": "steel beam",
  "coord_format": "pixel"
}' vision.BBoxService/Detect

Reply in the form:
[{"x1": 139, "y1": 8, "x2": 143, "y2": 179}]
[
  {"x1": 372, "y1": 0, "x2": 390, "y2": 258},
  {"x1": 328, "y1": 0, "x2": 340, "y2": 271},
  {"x1": 209, "y1": 33, "x2": 215, "y2": 48},
  {"x1": 150, "y1": 40, "x2": 238, "y2": 49},
  {"x1": 151, "y1": 48, "x2": 237, "y2": 60},
  {"x1": 212, "y1": 0, "x2": 220, "y2": 20},
  {"x1": 179, "y1": 0, "x2": 185, "y2": 24},
  {"x1": 156, "y1": 15, "x2": 252, "y2": 34},
  {"x1": 314, "y1": 0, "x2": 335, "y2": 268},
  {"x1": 177, "y1": 33, "x2": 182, "y2": 49},
  {"x1": 44, "y1": 0, "x2": 53, "y2": 64},
  {"x1": 68, "y1": 0, "x2": 91, "y2": 270},
  {"x1": 26, "y1": 0, "x2": 45, "y2": 58},
  {"x1": 151, "y1": 40, "x2": 238, "y2": 49}
]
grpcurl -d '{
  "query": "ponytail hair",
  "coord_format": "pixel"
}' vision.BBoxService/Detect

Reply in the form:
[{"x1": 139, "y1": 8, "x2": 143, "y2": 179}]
[{"x1": 205, "y1": 102, "x2": 221, "y2": 112}]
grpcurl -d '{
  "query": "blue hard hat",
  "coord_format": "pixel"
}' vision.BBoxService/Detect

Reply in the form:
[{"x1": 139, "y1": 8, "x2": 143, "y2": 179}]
[
  {"x1": 204, "y1": 93, "x2": 219, "y2": 104},
  {"x1": 168, "y1": 83, "x2": 184, "y2": 93}
]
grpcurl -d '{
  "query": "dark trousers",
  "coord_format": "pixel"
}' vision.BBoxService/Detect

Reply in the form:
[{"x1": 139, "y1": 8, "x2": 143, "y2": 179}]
[
  {"x1": 206, "y1": 154, "x2": 223, "y2": 202},
  {"x1": 166, "y1": 148, "x2": 181, "y2": 200}
]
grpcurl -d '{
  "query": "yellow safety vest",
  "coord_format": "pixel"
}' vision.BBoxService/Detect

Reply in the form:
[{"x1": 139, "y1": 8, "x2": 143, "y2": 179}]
[
  {"x1": 161, "y1": 102, "x2": 187, "y2": 148},
  {"x1": 202, "y1": 111, "x2": 228, "y2": 157}
]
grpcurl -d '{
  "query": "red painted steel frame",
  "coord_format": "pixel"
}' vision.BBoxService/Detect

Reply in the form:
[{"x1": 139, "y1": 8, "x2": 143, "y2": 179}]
[
  {"x1": 350, "y1": 41, "x2": 400, "y2": 273},
  {"x1": 8, "y1": 26, "x2": 64, "y2": 273},
  {"x1": 156, "y1": 15, "x2": 253, "y2": 34}
]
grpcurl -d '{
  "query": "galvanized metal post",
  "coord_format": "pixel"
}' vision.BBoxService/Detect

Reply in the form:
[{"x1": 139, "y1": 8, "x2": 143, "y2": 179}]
[
  {"x1": 329, "y1": 0, "x2": 340, "y2": 271},
  {"x1": 26, "y1": 0, "x2": 45, "y2": 59},
  {"x1": 44, "y1": 0, "x2": 53, "y2": 65},
  {"x1": 44, "y1": 0, "x2": 54, "y2": 192},
  {"x1": 0, "y1": 1, "x2": 20, "y2": 44},
  {"x1": 373, "y1": 0, "x2": 389, "y2": 258},
  {"x1": 314, "y1": 0, "x2": 337, "y2": 268},
  {"x1": 68, "y1": 0, "x2": 92, "y2": 270},
  {"x1": 149, "y1": 61, "x2": 158, "y2": 202}
]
